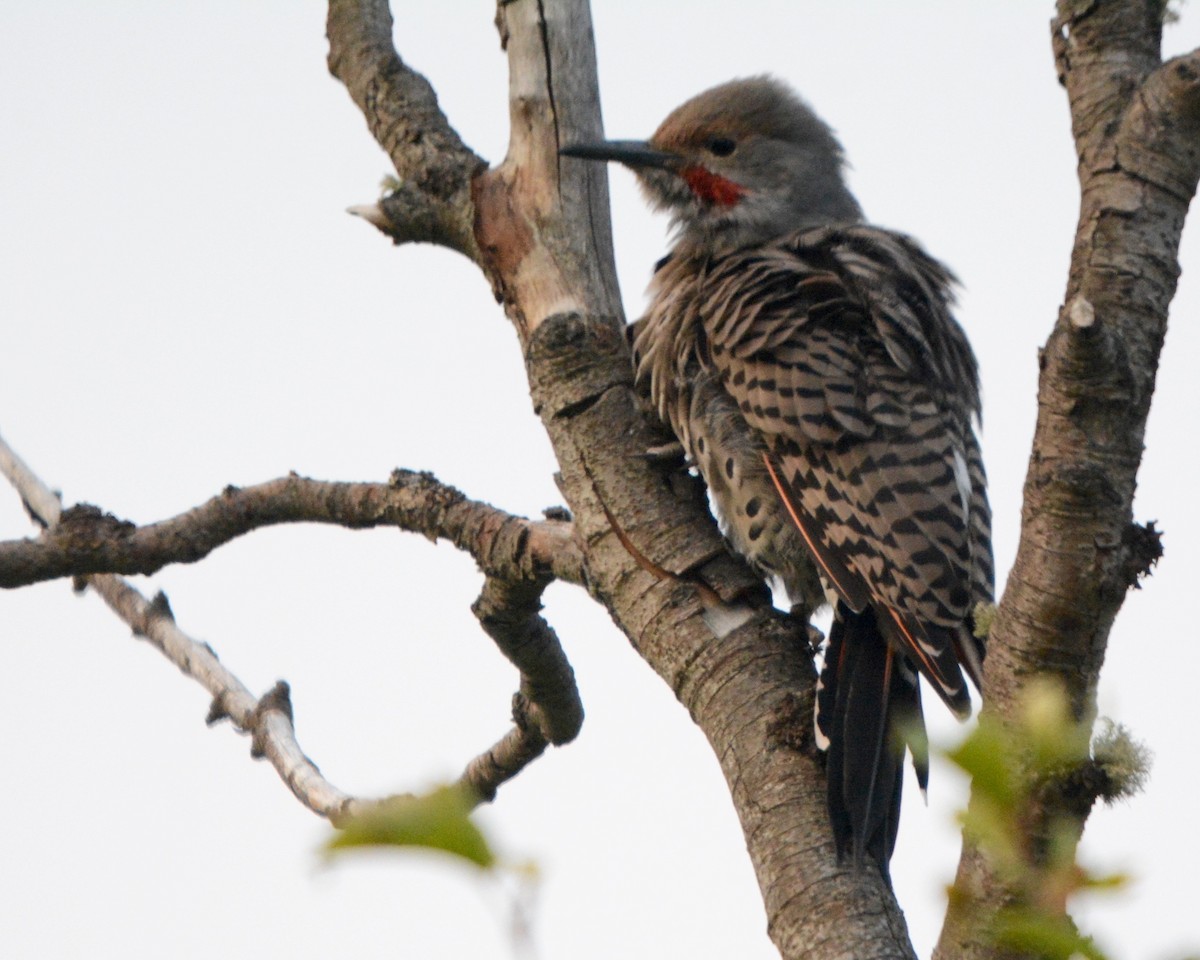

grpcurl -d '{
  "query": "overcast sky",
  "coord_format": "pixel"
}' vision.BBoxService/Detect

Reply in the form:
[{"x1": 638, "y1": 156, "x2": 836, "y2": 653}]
[{"x1": 2, "y1": 3, "x2": 1198, "y2": 959}]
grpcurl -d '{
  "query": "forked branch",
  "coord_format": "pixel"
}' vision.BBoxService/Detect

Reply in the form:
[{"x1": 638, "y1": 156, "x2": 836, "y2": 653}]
[{"x1": 0, "y1": 432, "x2": 587, "y2": 822}]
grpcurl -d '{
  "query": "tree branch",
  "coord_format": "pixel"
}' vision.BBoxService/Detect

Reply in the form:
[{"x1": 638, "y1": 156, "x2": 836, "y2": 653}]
[
  {"x1": 937, "y1": 5, "x2": 1199, "y2": 957},
  {"x1": 0, "y1": 435, "x2": 366, "y2": 819},
  {"x1": 0, "y1": 467, "x2": 584, "y2": 590},
  {"x1": 325, "y1": 0, "x2": 486, "y2": 259},
  {"x1": 462, "y1": 575, "x2": 584, "y2": 801},
  {"x1": 1, "y1": 432, "x2": 585, "y2": 824}
]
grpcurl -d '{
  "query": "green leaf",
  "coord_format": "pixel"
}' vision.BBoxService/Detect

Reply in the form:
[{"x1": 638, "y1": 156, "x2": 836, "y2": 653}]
[
  {"x1": 993, "y1": 909, "x2": 1109, "y2": 960},
  {"x1": 946, "y1": 719, "x2": 1017, "y2": 807},
  {"x1": 1020, "y1": 680, "x2": 1090, "y2": 771},
  {"x1": 326, "y1": 784, "x2": 496, "y2": 869},
  {"x1": 957, "y1": 799, "x2": 1024, "y2": 876}
]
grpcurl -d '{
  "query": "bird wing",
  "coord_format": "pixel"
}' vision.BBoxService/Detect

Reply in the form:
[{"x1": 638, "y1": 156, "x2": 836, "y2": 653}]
[{"x1": 700, "y1": 225, "x2": 990, "y2": 709}]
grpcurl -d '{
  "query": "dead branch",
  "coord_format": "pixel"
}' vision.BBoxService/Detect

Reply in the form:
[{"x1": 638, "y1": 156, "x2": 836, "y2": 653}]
[
  {"x1": 0, "y1": 467, "x2": 584, "y2": 590},
  {"x1": 1, "y1": 434, "x2": 366, "y2": 819},
  {"x1": 1, "y1": 431, "x2": 586, "y2": 824},
  {"x1": 326, "y1": 0, "x2": 485, "y2": 260},
  {"x1": 461, "y1": 575, "x2": 584, "y2": 801}
]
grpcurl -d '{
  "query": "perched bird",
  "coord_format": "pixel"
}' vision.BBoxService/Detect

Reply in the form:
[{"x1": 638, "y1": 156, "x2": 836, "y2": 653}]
[{"x1": 562, "y1": 77, "x2": 993, "y2": 875}]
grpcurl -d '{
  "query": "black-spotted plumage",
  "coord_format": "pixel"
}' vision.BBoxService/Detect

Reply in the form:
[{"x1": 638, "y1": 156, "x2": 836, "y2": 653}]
[
  {"x1": 635, "y1": 223, "x2": 992, "y2": 871},
  {"x1": 563, "y1": 76, "x2": 993, "y2": 877}
]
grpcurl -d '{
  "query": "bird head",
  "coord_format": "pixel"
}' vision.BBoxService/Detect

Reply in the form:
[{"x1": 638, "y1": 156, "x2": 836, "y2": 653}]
[{"x1": 562, "y1": 76, "x2": 862, "y2": 256}]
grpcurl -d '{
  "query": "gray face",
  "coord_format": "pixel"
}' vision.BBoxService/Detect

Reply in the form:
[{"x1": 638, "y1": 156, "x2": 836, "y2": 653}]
[
  {"x1": 637, "y1": 139, "x2": 860, "y2": 254},
  {"x1": 562, "y1": 77, "x2": 865, "y2": 256},
  {"x1": 636, "y1": 77, "x2": 864, "y2": 255}
]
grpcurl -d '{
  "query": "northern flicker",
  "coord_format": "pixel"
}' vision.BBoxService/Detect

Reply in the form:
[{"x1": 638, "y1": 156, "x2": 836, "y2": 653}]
[{"x1": 563, "y1": 76, "x2": 993, "y2": 875}]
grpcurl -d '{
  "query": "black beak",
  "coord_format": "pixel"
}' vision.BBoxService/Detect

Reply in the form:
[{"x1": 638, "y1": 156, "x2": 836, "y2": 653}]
[{"x1": 560, "y1": 139, "x2": 679, "y2": 171}]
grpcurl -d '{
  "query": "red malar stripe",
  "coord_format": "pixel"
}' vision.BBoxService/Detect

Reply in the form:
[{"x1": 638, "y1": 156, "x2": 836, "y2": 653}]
[{"x1": 680, "y1": 165, "x2": 746, "y2": 207}]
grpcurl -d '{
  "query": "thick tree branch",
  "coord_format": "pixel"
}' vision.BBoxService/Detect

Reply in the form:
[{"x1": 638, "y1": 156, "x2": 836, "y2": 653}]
[
  {"x1": 937, "y1": 6, "x2": 1199, "y2": 958},
  {"x1": 0, "y1": 468, "x2": 584, "y2": 590}
]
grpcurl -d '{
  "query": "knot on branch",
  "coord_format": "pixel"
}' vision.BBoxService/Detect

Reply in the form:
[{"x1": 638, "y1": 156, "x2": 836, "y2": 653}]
[
  {"x1": 1056, "y1": 296, "x2": 1136, "y2": 402},
  {"x1": 387, "y1": 468, "x2": 466, "y2": 543},
  {"x1": 206, "y1": 693, "x2": 233, "y2": 727},
  {"x1": 126, "y1": 589, "x2": 178, "y2": 646},
  {"x1": 148, "y1": 590, "x2": 175, "y2": 622},
  {"x1": 765, "y1": 690, "x2": 817, "y2": 756},
  {"x1": 56, "y1": 503, "x2": 135, "y2": 549},
  {"x1": 387, "y1": 467, "x2": 465, "y2": 505},
  {"x1": 251, "y1": 681, "x2": 295, "y2": 759},
  {"x1": 349, "y1": 181, "x2": 481, "y2": 260},
  {"x1": 1121, "y1": 519, "x2": 1163, "y2": 589},
  {"x1": 1036, "y1": 296, "x2": 1144, "y2": 488}
]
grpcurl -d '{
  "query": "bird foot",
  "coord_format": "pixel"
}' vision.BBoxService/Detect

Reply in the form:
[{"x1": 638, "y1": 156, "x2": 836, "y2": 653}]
[{"x1": 640, "y1": 440, "x2": 688, "y2": 465}]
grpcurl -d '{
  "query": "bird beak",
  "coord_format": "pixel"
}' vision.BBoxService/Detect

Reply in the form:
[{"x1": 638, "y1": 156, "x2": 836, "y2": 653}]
[{"x1": 560, "y1": 139, "x2": 679, "y2": 171}]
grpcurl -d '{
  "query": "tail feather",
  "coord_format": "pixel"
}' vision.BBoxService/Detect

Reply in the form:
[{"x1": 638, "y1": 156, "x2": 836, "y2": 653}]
[{"x1": 817, "y1": 603, "x2": 928, "y2": 878}]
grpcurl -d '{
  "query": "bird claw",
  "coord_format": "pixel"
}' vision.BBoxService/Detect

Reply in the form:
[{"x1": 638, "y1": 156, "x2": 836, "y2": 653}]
[
  {"x1": 787, "y1": 604, "x2": 825, "y2": 654},
  {"x1": 640, "y1": 441, "x2": 688, "y2": 464}
]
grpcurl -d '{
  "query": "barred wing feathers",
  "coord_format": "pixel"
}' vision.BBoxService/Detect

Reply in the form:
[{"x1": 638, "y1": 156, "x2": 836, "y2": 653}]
[{"x1": 701, "y1": 225, "x2": 990, "y2": 711}]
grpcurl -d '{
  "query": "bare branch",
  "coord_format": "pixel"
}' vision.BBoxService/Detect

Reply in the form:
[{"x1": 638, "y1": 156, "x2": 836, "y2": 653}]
[
  {"x1": 4, "y1": 427, "x2": 595, "y2": 815},
  {"x1": 325, "y1": 0, "x2": 485, "y2": 259},
  {"x1": 0, "y1": 467, "x2": 585, "y2": 590},
  {"x1": 460, "y1": 716, "x2": 549, "y2": 804},
  {"x1": 458, "y1": 575, "x2": 585, "y2": 802},
  {"x1": 0, "y1": 435, "x2": 366, "y2": 819},
  {"x1": 476, "y1": 577, "x2": 583, "y2": 741},
  {"x1": 3, "y1": 432, "x2": 585, "y2": 821},
  {"x1": 0, "y1": 430, "x2": 65, "y2": 528},
  {"x1": 109, "y1": 580, "x2": 366, "y2": 821}
]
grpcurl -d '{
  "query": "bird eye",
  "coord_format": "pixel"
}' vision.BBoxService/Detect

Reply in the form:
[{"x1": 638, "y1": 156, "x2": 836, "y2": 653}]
[{"x1": 707, "y1": 137, "x2": 737, "y2": 157}]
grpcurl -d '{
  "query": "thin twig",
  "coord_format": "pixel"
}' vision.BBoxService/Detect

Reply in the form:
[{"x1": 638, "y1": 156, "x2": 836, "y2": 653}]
[{"x1": 0, "y1": 431, "x2": 367, "y2": 821}]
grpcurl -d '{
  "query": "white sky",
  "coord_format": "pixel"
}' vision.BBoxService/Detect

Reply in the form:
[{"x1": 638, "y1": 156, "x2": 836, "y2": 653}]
[{"x1": 2, "y1": 3, "x2": 1198, "y2": 959}]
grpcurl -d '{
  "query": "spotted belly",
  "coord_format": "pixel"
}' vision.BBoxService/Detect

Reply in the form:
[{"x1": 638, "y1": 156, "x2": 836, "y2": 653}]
[{"x1": 674, "y1": 373, "x2": 824, "y2": 615}]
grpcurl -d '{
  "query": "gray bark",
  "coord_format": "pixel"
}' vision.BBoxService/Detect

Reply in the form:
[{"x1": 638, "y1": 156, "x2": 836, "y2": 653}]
[{"x1": 936, "y1": 4, "x2": 1200, "y2": 958}]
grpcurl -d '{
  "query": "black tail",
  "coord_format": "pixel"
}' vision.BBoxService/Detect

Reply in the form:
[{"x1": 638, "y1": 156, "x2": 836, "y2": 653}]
[{"x1": 816, "y1": 603, "x2": 928, "y2": 880}]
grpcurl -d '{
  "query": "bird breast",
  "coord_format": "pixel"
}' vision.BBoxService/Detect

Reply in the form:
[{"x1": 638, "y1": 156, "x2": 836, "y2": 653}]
[{"x1": 634, "y1": 257, "x2": 823, "y2": 610}]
